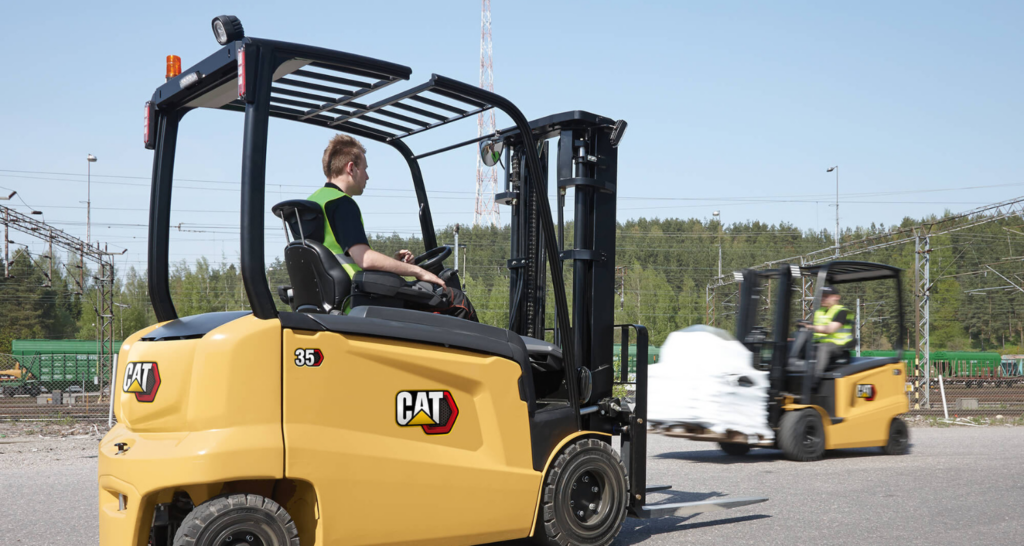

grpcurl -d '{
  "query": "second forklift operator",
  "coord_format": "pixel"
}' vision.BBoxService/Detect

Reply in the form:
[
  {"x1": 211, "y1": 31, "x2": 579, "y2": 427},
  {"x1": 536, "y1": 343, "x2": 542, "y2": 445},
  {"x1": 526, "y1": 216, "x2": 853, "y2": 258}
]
[
  {"x1": 805, "y1": 285, "x2": 853, "y2": 380},
  {"x1": 308, "y1": 135, "x2": 478, "y2": 321}
]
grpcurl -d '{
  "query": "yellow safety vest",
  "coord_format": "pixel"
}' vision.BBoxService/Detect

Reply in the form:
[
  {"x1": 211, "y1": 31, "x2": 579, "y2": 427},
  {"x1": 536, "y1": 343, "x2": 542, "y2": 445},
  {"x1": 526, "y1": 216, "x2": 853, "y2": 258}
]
[
  {"x1": 813, "y1": 304, "x2": 852, "y2": 346},
  {"x1": 306, "y1": 186, "x2": 366, "y2": 279}
]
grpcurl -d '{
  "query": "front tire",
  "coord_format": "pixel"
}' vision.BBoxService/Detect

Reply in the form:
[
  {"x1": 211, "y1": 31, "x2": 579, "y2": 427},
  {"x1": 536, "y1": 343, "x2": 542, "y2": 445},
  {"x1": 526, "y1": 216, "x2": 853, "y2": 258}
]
[
  {"x1": 718, "y1": 442, "x2": 751, "y2": 456},
  {"x1": 883, "y1": 417, "x2": 909, "y2": 455},
  {"x1": 778, "y1": 409, "x2": 825, "y2": 462},
  {"x1": 536, "y1": 438, "x2": 628, "y2": 546},
  {"x1": 173, "y1": 493, "x2": 299, "y2": 546}
]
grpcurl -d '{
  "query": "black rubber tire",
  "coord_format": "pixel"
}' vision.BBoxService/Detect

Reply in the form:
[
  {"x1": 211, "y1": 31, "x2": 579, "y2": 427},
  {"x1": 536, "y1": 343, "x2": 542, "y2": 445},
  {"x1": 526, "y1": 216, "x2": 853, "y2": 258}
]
[
  {"x1": 718, "y1": 442, "x2": 751, "y2": 456},
  {"x1": 173, "y1": 493, "x2": 299, "y2": 546},
  {"x1": 535, "y1": 438, "x2": 628, "y2": 546},
  {"x1": 778, "y1": 409, "x2": 825, "y2": 462},
  {"x1": 883, "y1": 417, "x2": 910, "y2": 455}
]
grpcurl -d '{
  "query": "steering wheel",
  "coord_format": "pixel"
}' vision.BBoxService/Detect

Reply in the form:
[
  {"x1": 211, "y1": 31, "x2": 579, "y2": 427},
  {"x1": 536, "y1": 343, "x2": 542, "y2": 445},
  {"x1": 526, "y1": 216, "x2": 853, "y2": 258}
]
[{"x1": 414, "y1": 245, "x2": 452, "y2": 275}]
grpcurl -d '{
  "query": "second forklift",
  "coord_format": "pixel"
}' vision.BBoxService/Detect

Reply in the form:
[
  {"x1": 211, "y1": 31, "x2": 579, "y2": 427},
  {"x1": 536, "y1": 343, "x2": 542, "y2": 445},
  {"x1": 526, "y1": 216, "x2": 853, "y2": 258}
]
[{"x1": 654, "y1": 261, "x2": 910, "y2": 462}]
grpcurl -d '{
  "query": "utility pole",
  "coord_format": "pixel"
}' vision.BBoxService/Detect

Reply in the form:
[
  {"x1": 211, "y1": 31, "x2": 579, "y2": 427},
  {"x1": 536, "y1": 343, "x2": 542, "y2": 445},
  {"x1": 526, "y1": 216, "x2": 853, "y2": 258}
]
[
  {"x1": 713, "y1": 210, "x2": 722, "y2": 278},
  {"x1": 616, "y1": 266, "x2": 627, "y2": 310},
  {"x1": 855, "y1": 297, "x2": 861, "y2": 357},
  {"x1": 87, "y1": 154, "x2": 97, "y2": 246},
  {"x1": 3, "y1": 208, "x2": 8, "y2": 279},
  {"x1": 114, "y1": 303, "x2": 131, "y2": 340},
  {"x1": 1, "y1": 192, "x2": 13, "y2": 279},
  {"x1": 827, "y1": 166, "x2": 838, "y2": 257},
  {"x1": 453, "y1": 223, "x2": 460, "y2": 274}
]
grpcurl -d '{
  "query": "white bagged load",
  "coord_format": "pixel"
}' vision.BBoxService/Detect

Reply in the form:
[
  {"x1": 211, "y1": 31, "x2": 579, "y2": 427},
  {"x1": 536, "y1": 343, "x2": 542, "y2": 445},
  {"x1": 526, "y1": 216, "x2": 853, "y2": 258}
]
[{"x1": 648, "y1": 325, "x2": 773, "y2": 440}]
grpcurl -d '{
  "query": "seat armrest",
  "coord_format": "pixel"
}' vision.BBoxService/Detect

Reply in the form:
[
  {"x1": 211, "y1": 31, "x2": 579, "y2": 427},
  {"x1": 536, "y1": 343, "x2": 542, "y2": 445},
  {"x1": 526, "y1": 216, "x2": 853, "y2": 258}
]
[{"x1": 353, "y1": 271, "x2": 405, "y2": 296}]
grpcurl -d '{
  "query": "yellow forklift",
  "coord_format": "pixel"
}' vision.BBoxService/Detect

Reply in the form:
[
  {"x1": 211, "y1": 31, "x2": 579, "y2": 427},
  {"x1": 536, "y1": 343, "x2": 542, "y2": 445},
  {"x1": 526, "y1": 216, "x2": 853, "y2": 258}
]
[
  {"x1": 654, "y1": 261, "x2": 910, "y2": 461},
  {"x1": 100, "y1": 16, "x2": 765, "y2": 546}
]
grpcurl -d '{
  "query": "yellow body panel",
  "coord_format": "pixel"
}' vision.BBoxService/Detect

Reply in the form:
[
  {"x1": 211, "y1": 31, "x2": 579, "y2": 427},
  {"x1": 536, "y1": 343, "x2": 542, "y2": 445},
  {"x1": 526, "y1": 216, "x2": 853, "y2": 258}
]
[
  {"x1": 784, "y1": 362, "x2": 909, "y2": 450},
  {"x1": 282, "y1": 329, "x2": 542, "y2": 546},
  {"x1": 99, "y1": 316, "x2": 284, "y2": 546}
]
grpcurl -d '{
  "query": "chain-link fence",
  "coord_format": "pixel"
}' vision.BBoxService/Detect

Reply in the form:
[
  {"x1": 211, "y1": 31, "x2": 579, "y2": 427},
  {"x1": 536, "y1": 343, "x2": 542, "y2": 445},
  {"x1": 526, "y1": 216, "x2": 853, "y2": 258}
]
[
  {"x1": 0, "y1": 353, "x2": 114, "y2": 420},
  {"x1": 908, "y1": 354, "x2": 1024, "y2": 417}
]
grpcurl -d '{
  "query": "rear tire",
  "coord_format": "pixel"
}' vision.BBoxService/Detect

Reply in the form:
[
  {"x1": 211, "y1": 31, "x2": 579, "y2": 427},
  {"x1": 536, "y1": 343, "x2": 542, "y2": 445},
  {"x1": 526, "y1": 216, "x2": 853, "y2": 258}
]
[
  {"x1": 778, "y1": 409, "x2": 825, "y2": 462},
  {"x1": 535, "y1": 438, "x2": 628, "y2": 546},
  {"x1": 718, "y1": 442, "x2": 751, "y2": 456},
  {"x1": 173, "y1": 493, "x2": 299, "y2": 546},
  {"x1": 883, "y1": 417, "x2": 909, "y2": 455}
]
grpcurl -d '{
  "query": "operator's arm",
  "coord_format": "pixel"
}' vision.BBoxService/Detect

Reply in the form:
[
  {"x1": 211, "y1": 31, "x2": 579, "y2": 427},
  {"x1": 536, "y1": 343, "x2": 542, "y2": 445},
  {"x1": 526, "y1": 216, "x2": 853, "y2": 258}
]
[
  {"x1": 809, "y1": 310, "x2": 847, "y2": 334},
  {"x1": 326, "y1": 195, "x2": 444, "y2": 286},
  {"x1": 349, "y1": 244, "x2": 444, "y2": 286},
  {"x1": 812, "y1": 321, "x2": 843, "y2": 334}
]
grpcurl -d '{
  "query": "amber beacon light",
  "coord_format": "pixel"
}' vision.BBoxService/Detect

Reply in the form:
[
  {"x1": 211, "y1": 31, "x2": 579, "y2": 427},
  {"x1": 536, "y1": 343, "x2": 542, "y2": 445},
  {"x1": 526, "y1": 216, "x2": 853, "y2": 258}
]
[{"x1": 165, "y1": 55, "x2": 182, "y2": 79}]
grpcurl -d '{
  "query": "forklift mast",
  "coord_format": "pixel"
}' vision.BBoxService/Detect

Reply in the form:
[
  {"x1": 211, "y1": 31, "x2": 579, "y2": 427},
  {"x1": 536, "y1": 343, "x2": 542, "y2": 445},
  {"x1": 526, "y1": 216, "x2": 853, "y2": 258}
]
[{"x1": 503, "y1": 117, "x2": 620, "y2": 404}]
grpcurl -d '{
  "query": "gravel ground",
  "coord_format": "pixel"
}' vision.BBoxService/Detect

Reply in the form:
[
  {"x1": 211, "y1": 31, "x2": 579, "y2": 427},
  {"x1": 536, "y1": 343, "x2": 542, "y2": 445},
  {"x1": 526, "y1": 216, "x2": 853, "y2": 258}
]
[
  {"x1": 2, "y1": 422, "x2": 1022, "y2": 545},
  {"x1": 0, "y1": 422, "x2": 104, "y2": 471}
]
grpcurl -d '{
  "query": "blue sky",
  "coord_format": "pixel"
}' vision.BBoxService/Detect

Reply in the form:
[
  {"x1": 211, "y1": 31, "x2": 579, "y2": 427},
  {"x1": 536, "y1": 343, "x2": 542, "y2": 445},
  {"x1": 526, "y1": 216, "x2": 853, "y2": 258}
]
[{"x1": 0, "y1": 1, "x2": 1021, "y2": 271}]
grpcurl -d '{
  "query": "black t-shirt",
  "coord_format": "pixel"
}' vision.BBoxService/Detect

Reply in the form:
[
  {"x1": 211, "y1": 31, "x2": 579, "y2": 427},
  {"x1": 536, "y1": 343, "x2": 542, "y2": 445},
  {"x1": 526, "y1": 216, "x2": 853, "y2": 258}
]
[
  {"x1": 830, "y1": 309, "x2": 850, "y2": 326},
  {"x1": 322, "y1": 184, "x2": 369, "y2": 254}
]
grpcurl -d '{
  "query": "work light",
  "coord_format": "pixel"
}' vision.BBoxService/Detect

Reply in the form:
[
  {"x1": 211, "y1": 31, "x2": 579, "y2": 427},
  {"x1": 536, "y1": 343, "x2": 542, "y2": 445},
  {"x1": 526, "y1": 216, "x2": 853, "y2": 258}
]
[{"x1": 212, "y1": 16, "x2": 244, "y2": 45}]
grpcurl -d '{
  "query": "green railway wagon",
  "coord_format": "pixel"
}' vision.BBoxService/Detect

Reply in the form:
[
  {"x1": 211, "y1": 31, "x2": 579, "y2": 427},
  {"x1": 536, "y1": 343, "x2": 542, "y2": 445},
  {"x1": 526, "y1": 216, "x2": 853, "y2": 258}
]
[
  {"x1": 614, "y1": 345, "x2": 661, "y2": 375},
  {"x1": 9, "y1": 339, "x2": 123, "y2": 392},
  {"x1": 860, "y1": 350, "x2": 1002, "y2": 377}
]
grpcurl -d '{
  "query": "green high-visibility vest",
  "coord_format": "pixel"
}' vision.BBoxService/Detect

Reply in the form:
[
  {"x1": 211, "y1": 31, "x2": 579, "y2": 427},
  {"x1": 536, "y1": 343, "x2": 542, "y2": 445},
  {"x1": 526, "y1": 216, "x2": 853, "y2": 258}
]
[
  {"x1": 306, "y1": 185, "x2": 366, "y2": 279},
  {"x1": 813, "y1": 304, "x2": 852, "y2": 346}
]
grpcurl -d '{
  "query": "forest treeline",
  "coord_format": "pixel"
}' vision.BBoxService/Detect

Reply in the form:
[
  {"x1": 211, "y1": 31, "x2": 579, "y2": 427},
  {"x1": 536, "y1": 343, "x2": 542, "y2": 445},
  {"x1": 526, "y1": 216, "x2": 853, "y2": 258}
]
[{"x1": 1, "y1": 211, "x2": 1022, "y2": 354}]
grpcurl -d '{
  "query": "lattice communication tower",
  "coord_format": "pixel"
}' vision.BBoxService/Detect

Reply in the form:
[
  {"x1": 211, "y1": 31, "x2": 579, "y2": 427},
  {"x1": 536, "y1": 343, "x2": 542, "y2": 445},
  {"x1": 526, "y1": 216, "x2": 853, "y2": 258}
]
[{"x1": 474, "y1": 0, "x2": 500, "y2": 227}]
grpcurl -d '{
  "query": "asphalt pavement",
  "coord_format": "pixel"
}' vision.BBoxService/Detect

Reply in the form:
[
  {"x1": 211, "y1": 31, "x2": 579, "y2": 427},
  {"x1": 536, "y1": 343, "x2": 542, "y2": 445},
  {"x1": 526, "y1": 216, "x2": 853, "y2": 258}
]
[{"x1": 3, "y1": 427, "x2": 1022, "y2": 545}]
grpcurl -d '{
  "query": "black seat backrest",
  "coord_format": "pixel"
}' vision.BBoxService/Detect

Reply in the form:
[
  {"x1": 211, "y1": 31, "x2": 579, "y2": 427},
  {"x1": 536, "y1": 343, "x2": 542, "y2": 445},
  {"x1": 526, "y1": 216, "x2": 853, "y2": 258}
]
[
  {"x1": 284, "y1": 239, "x2": 351, "y2": 313},
  {"x1": 273, "y1": 199, "x2": 350, "y2": 314},
  {"x1": 272, "y1": 200, "x2": 325, "y2": 243}
]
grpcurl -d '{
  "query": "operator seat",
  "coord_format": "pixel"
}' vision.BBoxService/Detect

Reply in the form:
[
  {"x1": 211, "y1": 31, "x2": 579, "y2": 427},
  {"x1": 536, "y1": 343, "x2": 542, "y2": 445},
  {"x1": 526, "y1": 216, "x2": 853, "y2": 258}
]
[{"x1": 272, "y1": 199, "x2": 441, "y2": 314}]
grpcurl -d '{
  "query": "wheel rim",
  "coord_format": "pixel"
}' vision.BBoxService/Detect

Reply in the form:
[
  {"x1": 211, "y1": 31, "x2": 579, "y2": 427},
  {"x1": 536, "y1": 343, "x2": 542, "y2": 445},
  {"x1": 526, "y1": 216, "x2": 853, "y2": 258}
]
[
  {"x1": 214, "y1": 525, "x2": 269, "y2": 546},
  {"x1": 569, "y1": 470, "x2": 605, "y2": 526},
  {"x1": 560, "y1": 463, "x2": 620, "y2": 539}
]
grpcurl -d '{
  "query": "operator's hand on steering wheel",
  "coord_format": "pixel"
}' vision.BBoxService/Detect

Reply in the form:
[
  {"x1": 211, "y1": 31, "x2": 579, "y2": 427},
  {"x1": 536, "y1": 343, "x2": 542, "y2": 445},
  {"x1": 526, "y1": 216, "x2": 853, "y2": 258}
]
[
  {"x1": 394, "y1": 249, "x2": 415, "y2": 263},
  {"x1": 414, "y1": 267, "x2": 446, "y2": 288}
]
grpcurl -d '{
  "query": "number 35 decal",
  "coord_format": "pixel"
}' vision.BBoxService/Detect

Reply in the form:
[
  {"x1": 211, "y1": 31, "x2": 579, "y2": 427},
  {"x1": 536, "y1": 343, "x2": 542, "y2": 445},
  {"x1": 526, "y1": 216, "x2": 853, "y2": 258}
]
[{"x1": 294, "y1": 348, "x2": 324, "y2": 367}]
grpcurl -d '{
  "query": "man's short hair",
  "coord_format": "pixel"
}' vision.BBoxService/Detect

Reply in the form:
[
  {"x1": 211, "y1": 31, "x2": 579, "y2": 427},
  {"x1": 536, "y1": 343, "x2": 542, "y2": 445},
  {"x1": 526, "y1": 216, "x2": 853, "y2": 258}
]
[{"x1": 322, "y1": 134, "x2": 366, "y2": 179}]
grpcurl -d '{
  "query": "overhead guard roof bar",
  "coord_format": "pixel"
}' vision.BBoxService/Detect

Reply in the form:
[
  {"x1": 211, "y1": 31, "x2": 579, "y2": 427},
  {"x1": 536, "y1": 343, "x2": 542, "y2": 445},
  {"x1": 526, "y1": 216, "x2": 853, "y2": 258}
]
[
  {"x1": 230, "y1": 74, "x2": 496, "y2": 143},
  {"x1": 802, "y1": 261, "x2": 902, "y2": 284},
  {"x1": 325, "y1": 77, "x2": 495, "y2": 141}
]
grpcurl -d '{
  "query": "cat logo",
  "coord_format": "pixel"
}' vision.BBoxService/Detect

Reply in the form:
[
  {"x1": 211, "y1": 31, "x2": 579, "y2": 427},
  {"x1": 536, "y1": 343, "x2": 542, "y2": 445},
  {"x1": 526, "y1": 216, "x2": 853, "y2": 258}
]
[
  {"x1": 122, "y1": 362, "x2": 161, "y2": 403},
  {"x1": 396, "y1": 390, "x2": 459, "y2": 435},
  {"x1": 856, "y1": 384, "x2": 876, "y2": 401}
]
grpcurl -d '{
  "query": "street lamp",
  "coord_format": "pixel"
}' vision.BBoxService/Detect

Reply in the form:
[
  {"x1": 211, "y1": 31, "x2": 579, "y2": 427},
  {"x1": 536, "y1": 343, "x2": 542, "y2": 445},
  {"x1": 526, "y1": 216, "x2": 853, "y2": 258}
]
[
  {"x1": 87, "y1": 154, "x2": 97, "y2": 246},
  {"x1": 713, "y1": 210, "x2": 722, "y2": 278},
  {"x1": 826, "y1": 166, "x2": 838, "y2": 257}
]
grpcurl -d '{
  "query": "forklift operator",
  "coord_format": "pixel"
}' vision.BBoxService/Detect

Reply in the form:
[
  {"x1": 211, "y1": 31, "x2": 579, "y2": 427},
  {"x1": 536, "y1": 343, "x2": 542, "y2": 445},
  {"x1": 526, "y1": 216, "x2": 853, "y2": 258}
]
[
  {"x1": 308, "y1": 135, "x2": 478, "y2": 321},
  {"x1": 805, "y1": 285, "x2": 853, "y2": 380}
]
